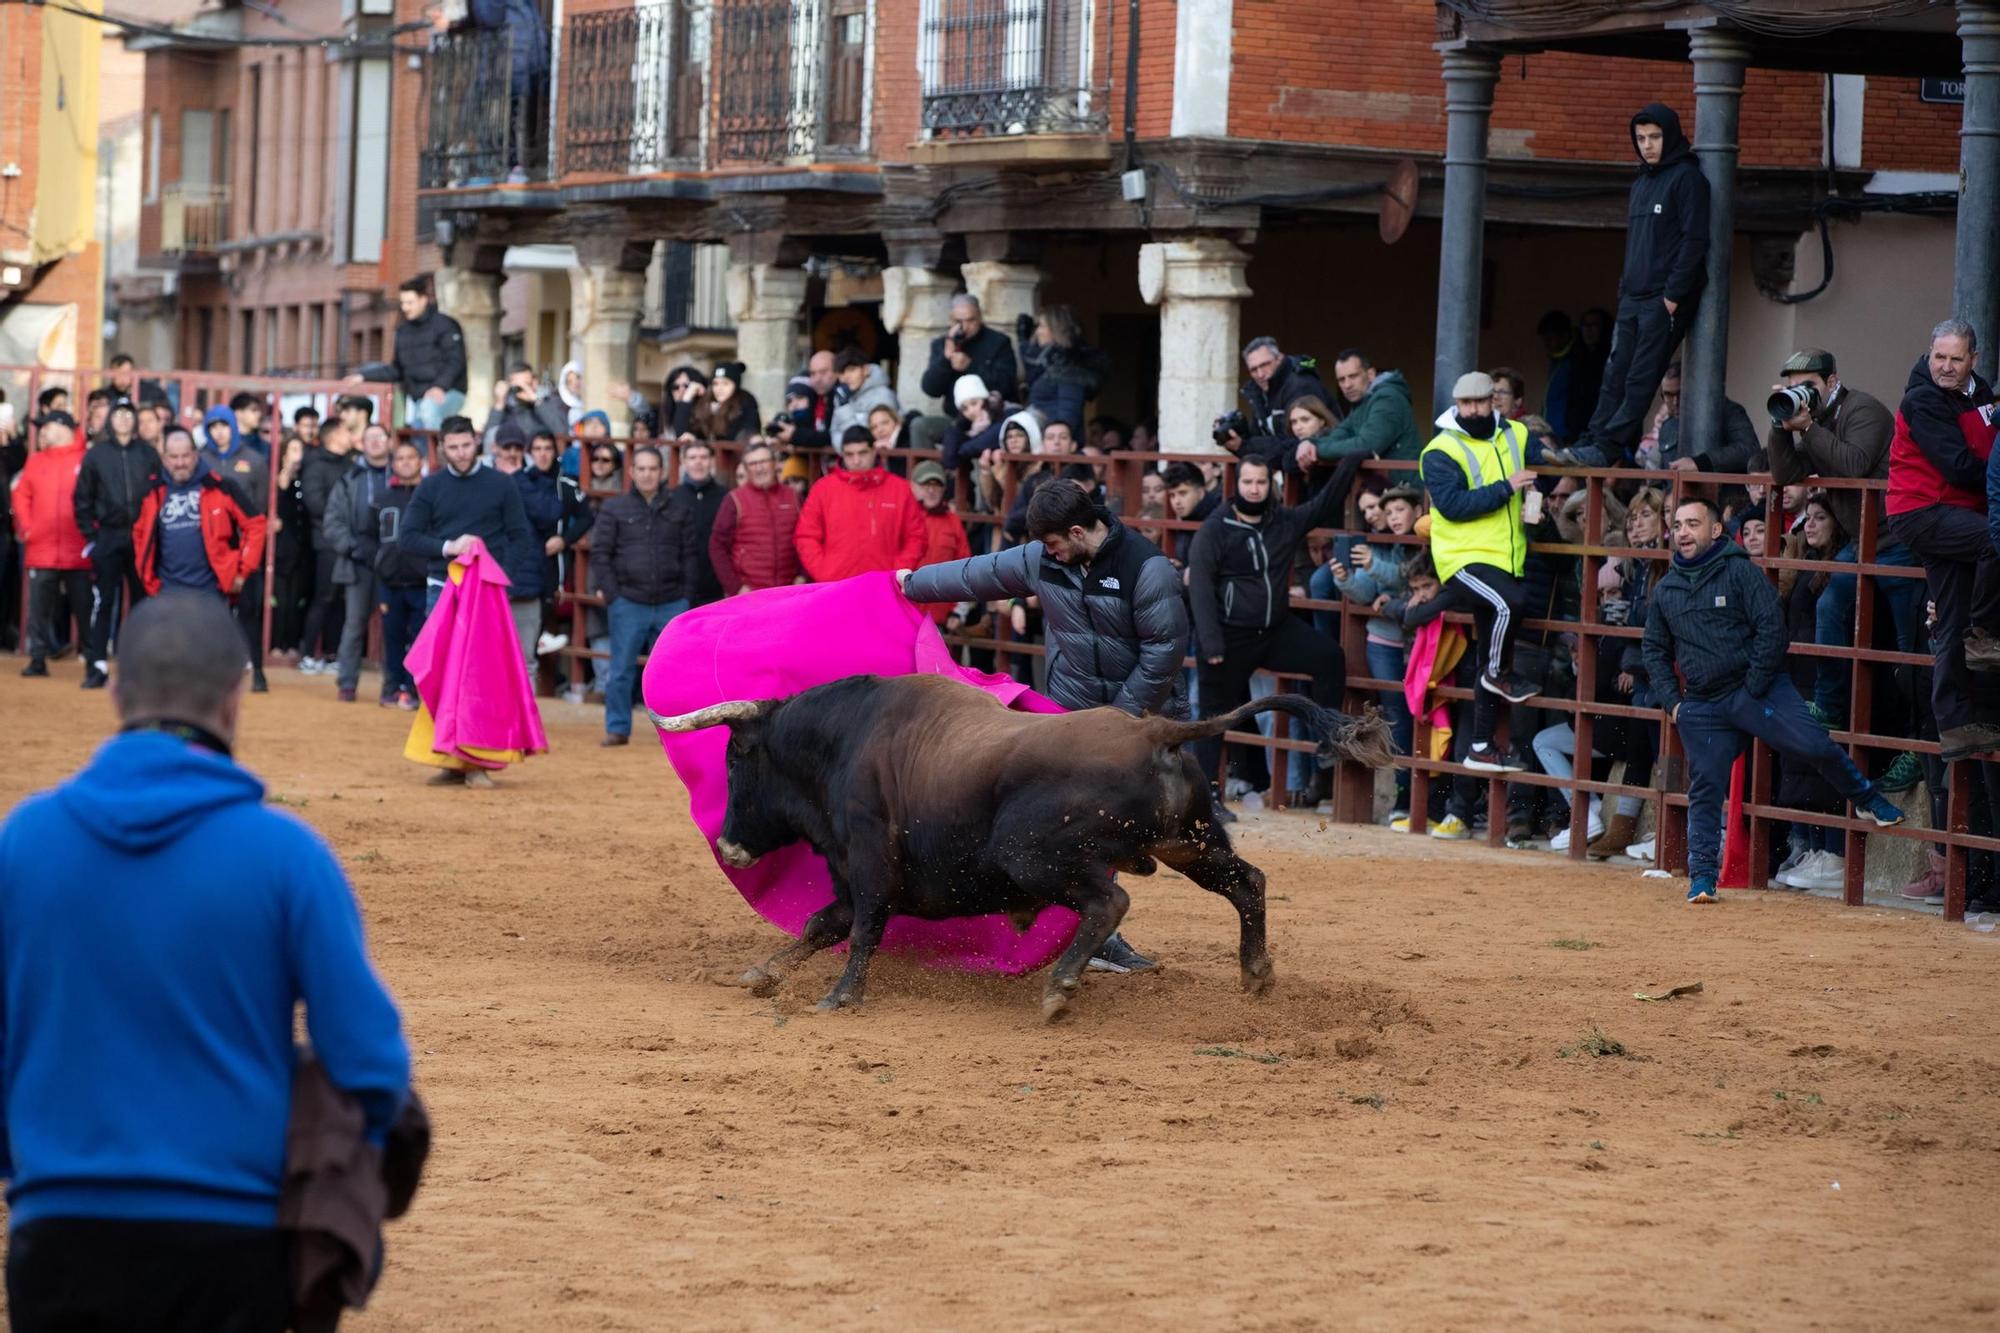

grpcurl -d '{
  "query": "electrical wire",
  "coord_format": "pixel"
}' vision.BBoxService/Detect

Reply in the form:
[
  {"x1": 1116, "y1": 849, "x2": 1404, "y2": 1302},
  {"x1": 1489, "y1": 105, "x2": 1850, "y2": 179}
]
[{"x1": 0, "y1": 0, "x2": 435, "y2": 54}]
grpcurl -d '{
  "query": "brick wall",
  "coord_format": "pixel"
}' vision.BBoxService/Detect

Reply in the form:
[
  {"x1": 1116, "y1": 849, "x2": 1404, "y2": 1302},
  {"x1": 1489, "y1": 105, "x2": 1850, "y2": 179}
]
[
  {"x1": 0, "y1": 4, "x2": 42, "y2": 260},
  {"x1": 1862, "y1": 77, "x2": 1963, "y2": 174}
]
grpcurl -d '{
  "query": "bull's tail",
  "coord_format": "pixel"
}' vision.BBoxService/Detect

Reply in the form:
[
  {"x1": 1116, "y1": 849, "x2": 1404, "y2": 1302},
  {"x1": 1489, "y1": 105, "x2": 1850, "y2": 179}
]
[{"x1": 1152, "y1": 696, "x2": 1397, "y2": 771}]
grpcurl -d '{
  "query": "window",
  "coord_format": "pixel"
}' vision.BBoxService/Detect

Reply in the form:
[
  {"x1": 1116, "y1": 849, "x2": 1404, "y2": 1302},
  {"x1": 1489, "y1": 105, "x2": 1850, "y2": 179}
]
[
  {"x1": 825, "y1": 0, "x2": 866, "y2": 148},
  {"x1": 347, "y1": 59, "x2": 390, "y2": 263},
  {"x1": 145, "y1": 112, "x2": 160, "y2": 205},
  {"x1": 180, "y1": 109, "x2": 215, "y2": 185}
]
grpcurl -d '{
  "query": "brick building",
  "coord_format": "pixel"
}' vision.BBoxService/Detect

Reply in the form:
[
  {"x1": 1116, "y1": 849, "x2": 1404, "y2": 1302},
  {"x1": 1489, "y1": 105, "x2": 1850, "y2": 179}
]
[
  {"x1": 417, "y1": 0, "x2": 1974, "y2": 444},
  {"x1": 122, "y1": 0, "x2": 435, "y2": 381},
  {"x1": 0, "y1": 0, "x2": 104, "y2": 370}
]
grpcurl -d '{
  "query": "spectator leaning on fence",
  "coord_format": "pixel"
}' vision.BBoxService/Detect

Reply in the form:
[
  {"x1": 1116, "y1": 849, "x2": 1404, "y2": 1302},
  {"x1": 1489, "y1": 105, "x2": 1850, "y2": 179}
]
[
  {"x1": 828, "y1": 348, "x2": 901, "y2": 442},
  {"x1": 351, "y1": 276, "x2": 468, "y2": 431},
  {"x1": 1303, "y1": 350, "x2": 1422, "y2": 468},
  {"x1": 710, "y1": 440, "x2": 802, "y2": 596},
  {"x1": 13, "y1": 411, "x2": 92, "y2": 682},
  {"x1": 796, "y1": 427, "x2": 928, "y2": 583},
  {"x1": 1642, "y1": 497, "x2": 1905, "y2": 904},
  {"x1": 1419, "y1": 371, "x2": 1546, "y2": 772},
  {"x1": 1887, "y1": 319, "x2": 2000, "y2": 762},
  {"x1": 591, "y1": 445, "x2": 697, "y2": 750},
  {"x1": 0, "y1": 592, "x2": 409, "y2": 1330},
  {"x1": 910, "y1": 460, "x2": 971, "y2": 623}
]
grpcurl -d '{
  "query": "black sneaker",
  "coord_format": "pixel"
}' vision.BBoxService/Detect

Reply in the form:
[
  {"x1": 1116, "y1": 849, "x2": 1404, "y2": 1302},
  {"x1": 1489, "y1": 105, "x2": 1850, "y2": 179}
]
[
  {"x1": 80, "y1": 667, "x2": 107, "y2": 691},
  {"x1": 19, "y1": 658, "x2": 47, "y2": 678},
  {"x1": 1463, "y1": 742, "x2": 1524, "y2": 773},
  {"x1": 251, "y1": 672, "x2": 270, "y2": 695},
  {"x1": 1088, "y1": 932, "x2": 1160, "y2": 974},
  {"x1": 1479, "y1": 670, "x2": 1540, "y2": 704}
]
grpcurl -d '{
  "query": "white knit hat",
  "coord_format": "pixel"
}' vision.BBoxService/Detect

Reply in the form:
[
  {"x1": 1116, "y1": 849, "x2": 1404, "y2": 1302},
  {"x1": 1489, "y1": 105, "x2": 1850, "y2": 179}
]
[{"x1": 953, "y1": 374, "x2": 990, "y2": 408}]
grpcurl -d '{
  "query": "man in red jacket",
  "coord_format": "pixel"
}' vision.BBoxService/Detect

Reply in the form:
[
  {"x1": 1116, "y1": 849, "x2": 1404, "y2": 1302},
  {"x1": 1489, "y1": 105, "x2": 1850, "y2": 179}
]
[
  {"x1": 134, "y1": 429, "x2": 268, "y2": 606},
  {"x1": 12, "y1": 412, "x2": 93, "y2": 681},
  {"x1": 910, "y1": 460, "x2": 970, "y2": 623},
  {"x1": 795, "y1": 426, "x2": 927, "y2": 583},
  {"x1": 709, "y1": 441, "x2": 802, "y2": 595}
]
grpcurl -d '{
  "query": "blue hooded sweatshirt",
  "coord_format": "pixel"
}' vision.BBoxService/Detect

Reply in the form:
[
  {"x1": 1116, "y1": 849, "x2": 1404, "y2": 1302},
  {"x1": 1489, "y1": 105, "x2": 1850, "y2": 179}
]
[{"x1": 0, "y1": 730, "x2": 410, "y2": 1229}]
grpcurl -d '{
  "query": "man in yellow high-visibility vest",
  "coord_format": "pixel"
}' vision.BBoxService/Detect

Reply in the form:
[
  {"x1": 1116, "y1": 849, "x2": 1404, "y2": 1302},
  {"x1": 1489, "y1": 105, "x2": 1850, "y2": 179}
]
[{"x1": 1418, "y1": 372, "x2": 1549, "y2": 776}]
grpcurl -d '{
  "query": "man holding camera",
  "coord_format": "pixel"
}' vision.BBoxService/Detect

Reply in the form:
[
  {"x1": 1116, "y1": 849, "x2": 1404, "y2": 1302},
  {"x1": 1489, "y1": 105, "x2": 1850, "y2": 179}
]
[
  {"x1": 485, "y1": 361, "x2": 570, "y2": 447},
  {"x1": 919, "y1": 294, "x2": 1019, "y2": 406},
  {"x1": 1217, "y1": 337, "x2": 1329, "y2": 469},
  {"x1": 1888, "y1": 319, "x2": 2000, "y2": 761}
]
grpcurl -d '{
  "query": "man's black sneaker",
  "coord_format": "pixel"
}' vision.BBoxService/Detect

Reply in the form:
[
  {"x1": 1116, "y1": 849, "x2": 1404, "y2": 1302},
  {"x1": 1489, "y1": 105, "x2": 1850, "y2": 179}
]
[
  {"x1": 1463, "y1": 742, "x2": 1525, "y2": 773},
  {"x1": 251, "y1": 672, "x2": 270, "y2": 695},
  {"x1": 1965, "y1": 628, "x2": 2000, "y2": 672},
  {"x1": 1479, "y1": 670, "x2": 1540, "y2": 704},
  {"x1": 80, "y1": 667, "x2": 108, "y2": 691},
  {"x1": 1088, "y1": 932, "x2": 1160, "y2": 974},
  {"x1": 1939, "y1": 722, "x2": 2000, "y2": 762},
  {"x1": 19, "y1": 658, "x2": 47, "y2": 678}
]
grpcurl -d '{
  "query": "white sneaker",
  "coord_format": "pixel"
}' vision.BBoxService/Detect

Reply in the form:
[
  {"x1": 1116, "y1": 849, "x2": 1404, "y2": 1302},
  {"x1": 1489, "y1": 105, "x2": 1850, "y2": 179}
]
[
  {"x1": 1625, "y1": 837, "x2": 1656, "y2": 862},
  {"x1": 1225, "y1": 777, "x2": 1254, "y2": 800},
  {"x1": 536, "y1": 632, "x2": 569, "y2": 657},
  {"x1": 561, "y1": 684, "x2": 587, "y2": 705},
  {"x1": 1772, "y1": 842, "x2": 1809, "y2": 886},
  {"x1": 298, "y1": 657, "x2": 325, "y2": 675},
  {"x1": 1787, "y1": 850, "x2": 1847, "y2": 892},
  {"x1": 1549, "y1": 801, "x2": 1604, "y2": 851},
  {"x1": 1775, "y1": 848, "x2": 1824, "y2": 888}
]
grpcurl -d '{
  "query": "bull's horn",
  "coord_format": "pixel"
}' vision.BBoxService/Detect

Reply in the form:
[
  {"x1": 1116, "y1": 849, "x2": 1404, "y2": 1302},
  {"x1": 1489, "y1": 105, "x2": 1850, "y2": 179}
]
[{"x1": 646, "y1": 700, "x2": 763, "y2": 732}]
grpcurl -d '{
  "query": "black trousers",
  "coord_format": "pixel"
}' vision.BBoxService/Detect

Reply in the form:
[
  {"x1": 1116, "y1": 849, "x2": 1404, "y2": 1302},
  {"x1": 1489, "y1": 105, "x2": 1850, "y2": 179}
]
[
  {"x1": 236, "y1": 570, "x2": 267, "y2": 671},
  {"x1": 1443, "y1": 561, "x2": 1526, "y2": 748},
  {"x1": 85, "y1": 534, "x2": 145, "y2": 667},
  {"x1": 1889, "y1": 503, "x2": 2000, "y2": 733},
  {"x1": 26, "y1": 568, "x2": 93, "y2": 662},
  {"x1": 1576, "y1": 293, "x2": 1694, "y2": 463},
  {"x1": 7, "y1": 1217, "x2": 292, "y2": 1333},
  {"x1": 298, "y1": 549, "x2": 341, "y2": 659},
  {"x1": 1195, "y1": 617, "x2": 1346, "y2": 786}
]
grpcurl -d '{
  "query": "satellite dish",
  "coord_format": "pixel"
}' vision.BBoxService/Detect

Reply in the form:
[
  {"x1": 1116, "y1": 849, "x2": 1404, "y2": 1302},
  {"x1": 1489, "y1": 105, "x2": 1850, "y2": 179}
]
[{"x1": 1379, "y1": 158, "x2": 1420, "y2": 246}]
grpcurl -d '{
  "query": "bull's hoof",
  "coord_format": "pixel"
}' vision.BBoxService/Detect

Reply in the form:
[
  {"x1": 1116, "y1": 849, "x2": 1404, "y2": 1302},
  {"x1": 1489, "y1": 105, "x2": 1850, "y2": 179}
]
[
  {"x1": 1040, "y1": 990, "x2": 1072, "y2": 1024},
  {"x1": 814, "y1": 991, "x2": 860, "y2": 1014},
  {"x1": 740, "y1": 966, "x2": 781, "y2": 997},
  {"x1": 1242, "y1": 958, "x2": 1277, "y2": 996}
]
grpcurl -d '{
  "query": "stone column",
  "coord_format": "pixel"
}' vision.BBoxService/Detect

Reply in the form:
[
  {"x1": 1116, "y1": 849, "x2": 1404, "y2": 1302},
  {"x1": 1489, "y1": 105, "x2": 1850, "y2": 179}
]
[
  {"x1": 435, "y1": 266, "x2": 505, "y2": 426},
  {"x1": 569, "y1": 264, "x2": 648, "y2": 431},
  {"x1": 1957, "y1": 1, "x2": 2000, "y2": 380},
  {"x1": 724, "y1": 262, "x2": 810, "y2": 417},
  {"x1": 1431, "y1": 48, "x2": 1501, "y2": 418},
  {"x1": 881, "y1": 266, "x2": 958, "y2": 413},
  {"x1": 960, "y1": 260, "x2": 1043, "y2": 391},
  {"x1": 1138, "y1": 237, "x2": 1253, "y2": 454},
  {"x1": 1683, "y1": 27, "x2": 1752, "y2": 457}
]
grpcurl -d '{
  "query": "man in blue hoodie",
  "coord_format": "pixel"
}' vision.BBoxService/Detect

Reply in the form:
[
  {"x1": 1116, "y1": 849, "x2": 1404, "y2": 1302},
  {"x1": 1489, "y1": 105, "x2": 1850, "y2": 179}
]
[{"x1": 0, "y1": 590, "x2": 409, "y2": 1329}]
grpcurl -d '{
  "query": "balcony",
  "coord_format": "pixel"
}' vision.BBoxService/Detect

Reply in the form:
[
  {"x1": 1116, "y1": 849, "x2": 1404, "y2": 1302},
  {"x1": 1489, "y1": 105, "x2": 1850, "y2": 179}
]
[
  {"x1": 711, "y1": 0, "x2": 868, "y2": 165},
  {"x1": 565, "y1": 3, "x2": 704, "y2": 175},
  {"x1": 160, "y1": 183, "x2": 230, "y2": 257},
  {"x1": 419, "y1": 26, "x2": 552, "y2": 191},
  {"x1": 915, "y1": 0, "x2": 1109, "y2": 163}
]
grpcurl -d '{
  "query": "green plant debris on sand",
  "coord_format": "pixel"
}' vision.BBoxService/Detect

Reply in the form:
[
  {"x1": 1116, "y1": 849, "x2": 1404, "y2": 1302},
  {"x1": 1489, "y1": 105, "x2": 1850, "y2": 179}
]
[
  {"x1": 1548, "y1": 938, "x2": 1601, "y2": 951},
  {"x1": 1195, "y1": 1045, "x2": 1283, "y2": 1066},
  {"x1": 1558, "y1": 1025, "x2": 1627, "y2": 1059},
  {"x1": 1350, "y1": 1092, "x2": 1386, "y2": 1111}
]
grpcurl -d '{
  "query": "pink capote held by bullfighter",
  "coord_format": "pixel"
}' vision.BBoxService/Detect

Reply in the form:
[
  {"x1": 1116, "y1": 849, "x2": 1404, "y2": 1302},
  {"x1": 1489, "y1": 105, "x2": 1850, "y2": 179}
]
[
  {"x1": 643, "y1": 572, "x2": 1081, "y2": 974},
  {"x1": 403, "y1": 537, "x2": 549, "y2": 764}
]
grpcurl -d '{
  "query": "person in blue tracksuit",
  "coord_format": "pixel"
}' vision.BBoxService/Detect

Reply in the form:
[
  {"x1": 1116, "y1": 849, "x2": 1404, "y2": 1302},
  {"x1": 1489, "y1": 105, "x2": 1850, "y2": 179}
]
[{"x1": 0, "y1": 591, "x2": 409, "y2": 1329}]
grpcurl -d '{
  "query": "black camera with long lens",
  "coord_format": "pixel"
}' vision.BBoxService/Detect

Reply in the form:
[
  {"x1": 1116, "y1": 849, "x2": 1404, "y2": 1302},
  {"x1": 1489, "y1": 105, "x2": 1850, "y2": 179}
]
[
  {"x1": 1767, "y1": 382, "x2": 1820, "y2": 426},
  {"x1": 1212, "y1": 409, "x2": 1249, "y2": 445}
]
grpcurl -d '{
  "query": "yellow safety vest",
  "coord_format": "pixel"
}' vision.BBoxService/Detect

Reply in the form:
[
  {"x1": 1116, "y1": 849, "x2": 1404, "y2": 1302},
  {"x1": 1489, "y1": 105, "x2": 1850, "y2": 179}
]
[{"x1": 1419, "y1": 418, "x2": 1531, "y2": 581}]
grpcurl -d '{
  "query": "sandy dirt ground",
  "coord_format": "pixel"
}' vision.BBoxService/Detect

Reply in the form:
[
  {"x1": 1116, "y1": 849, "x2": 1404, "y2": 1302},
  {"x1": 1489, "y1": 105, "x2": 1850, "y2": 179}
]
[{"x1": 5, "y1": 662, "x2": 1999, "y2": 1331}]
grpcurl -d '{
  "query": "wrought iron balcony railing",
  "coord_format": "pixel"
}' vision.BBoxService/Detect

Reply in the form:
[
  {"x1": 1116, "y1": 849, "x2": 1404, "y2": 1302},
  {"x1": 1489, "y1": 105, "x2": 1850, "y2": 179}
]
[
  {"x1": 714, "y1": 0, "x2": 867, "y2": 164},
  {"x1": 919, "y1": 0, "x2": 1106, "y2": 138},
  {"x1": 160, "y1": 183, "x2": 230, "y2": 255},
  {"x1": 566, "y1": 3, "x2": 704, "y2": 174},
  {"x1": 420, "y1": 25, "x2": 552, "y2": 189}
]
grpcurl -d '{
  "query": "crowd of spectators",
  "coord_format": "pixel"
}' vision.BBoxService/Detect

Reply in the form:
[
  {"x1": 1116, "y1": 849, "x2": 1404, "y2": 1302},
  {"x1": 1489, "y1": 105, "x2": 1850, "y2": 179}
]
[{"x1": 8, "y1": 257, "x2": 2000, "y2": 910}]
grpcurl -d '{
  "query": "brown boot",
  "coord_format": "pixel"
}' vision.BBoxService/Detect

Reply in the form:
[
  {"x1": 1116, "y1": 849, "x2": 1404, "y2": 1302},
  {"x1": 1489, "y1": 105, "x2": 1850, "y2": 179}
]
[{"x1": 1587, "y1": 811, "x2": 1640, "y2": 860}]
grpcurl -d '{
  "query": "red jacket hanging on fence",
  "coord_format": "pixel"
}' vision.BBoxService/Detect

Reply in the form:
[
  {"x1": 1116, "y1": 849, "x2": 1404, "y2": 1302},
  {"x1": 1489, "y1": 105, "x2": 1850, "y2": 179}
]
[
  {"x1": 133, "y1": 472, "x2": 267, "y2": 598},
  {"x1": 709, "y1": 479, "x2": 801, "y2": 594},
  {"x1": 793, "y1": 466, "x2": 928, "y2": 583},
  {"x1": 12, "y1": 439, "x2": 91, "y2": 570}
]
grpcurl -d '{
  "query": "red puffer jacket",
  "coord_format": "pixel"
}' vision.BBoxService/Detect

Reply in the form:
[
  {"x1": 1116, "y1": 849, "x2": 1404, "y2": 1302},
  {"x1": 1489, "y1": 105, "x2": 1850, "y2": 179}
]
[
  {"x1": 12, "y1": 441, "x2": 91, "y2": 570},
  {"x1": 793, "y1": 467, "x2": 928, "y2": 583},
  {"x1": 709, "y1": 480, "x2": 801, "y2": 594},
  {"x1": 133, "y1": 473, "x2": 267, "y2": 597},
  {"x1": 915, "y1": 505, "x2": 971, "y2": 622}
]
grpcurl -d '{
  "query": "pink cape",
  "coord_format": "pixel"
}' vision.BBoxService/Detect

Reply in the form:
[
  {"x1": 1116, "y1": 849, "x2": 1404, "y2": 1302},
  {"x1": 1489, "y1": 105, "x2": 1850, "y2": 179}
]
[
  {"x1": 643, "y1": 572, "x2": 1081, "y2": 974},
  {"x1": 405, "y1": 537, "x2": 550, "y2": 759}
]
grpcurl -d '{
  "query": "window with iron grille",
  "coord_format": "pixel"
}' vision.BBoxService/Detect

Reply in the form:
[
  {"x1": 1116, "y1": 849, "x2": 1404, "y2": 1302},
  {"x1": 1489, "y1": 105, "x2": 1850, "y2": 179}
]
[
  {"x1": 566, "y1": 2, "x2": 703, "y2": 174},
  {"x1": 713, "y1": 0, "x2": 868, "y2": 163},
  {"x1": 420, "y1": 26, "x2": 551, "y2": 187},
  {"x1": 919, "y1": 0, "x2": 1105, "y2": 137}
]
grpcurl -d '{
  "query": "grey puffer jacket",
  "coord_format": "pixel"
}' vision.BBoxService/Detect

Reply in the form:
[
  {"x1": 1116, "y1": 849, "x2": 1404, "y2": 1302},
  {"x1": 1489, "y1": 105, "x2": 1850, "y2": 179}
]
[{"x1": 904, "y1": 519, "x2": 1188, "y2": 718}]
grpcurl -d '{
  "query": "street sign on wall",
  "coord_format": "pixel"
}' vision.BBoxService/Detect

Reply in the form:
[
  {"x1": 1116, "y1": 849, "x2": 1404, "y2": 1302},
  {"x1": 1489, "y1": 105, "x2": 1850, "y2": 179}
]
[{"x1": 1921, "y1": 77, "x2": 1966, "y2": 105}]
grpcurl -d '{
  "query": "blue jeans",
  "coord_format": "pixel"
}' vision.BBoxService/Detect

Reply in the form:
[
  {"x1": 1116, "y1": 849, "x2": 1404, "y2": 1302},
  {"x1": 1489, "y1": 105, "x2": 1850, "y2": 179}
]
[
  {"x1": 1814, "y1": 541, "x2": 1921, "y2": 716},
  {"x1": 1678, "y1": 677, "x2": 1876, "y2": 885},
  {"x1": 605, "y1": 595, "x2": 688, "y2": 737},
  {"x1": 408, "y1": 391, "x2": 467, "y2": 432},
  {"x1": 1366, "y1": 640, "x2": 1412, "y2": 800},
  {"x1": 379, "y1": 585, "x2": 427, "y2": 698},
  {"x1": 1308, "y1": 563, "x2": 1340, "y2": 638}
]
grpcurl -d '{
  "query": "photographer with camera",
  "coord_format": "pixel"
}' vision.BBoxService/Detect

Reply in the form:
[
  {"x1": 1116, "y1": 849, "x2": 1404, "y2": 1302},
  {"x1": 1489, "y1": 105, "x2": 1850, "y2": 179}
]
[
  {"x1": 1217, "y1": 337, "x2": 1330, "y2": 471},
  {"x1": 485, "y1": 361, "x2": 571, "y2": 448},
  {"x1": 920, "y1": 294, "x2": 1019, "y2": 406},
  {"x1": 1764, "y1": 349, "x2": 1892, "y2": 542}
]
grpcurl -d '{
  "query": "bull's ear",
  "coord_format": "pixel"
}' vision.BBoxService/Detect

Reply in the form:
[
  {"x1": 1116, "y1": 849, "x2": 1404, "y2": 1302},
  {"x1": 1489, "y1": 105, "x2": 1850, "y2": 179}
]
[{"x1": 646, "y1": 700, "x2": 767, "y2": 733}]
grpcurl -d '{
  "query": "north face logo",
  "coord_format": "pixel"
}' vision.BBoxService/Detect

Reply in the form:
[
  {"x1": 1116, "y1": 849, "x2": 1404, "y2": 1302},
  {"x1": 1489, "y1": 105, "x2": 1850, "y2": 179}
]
[{"x1": 1098, "y1": 576, "x2": 1121, "y2": 590}]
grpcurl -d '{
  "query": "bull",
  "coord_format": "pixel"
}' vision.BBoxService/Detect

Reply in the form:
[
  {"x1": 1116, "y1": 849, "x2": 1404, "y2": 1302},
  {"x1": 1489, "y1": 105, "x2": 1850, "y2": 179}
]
[{"x1": 651, "y1": 673, "x2": 1393, "y2": 1021}]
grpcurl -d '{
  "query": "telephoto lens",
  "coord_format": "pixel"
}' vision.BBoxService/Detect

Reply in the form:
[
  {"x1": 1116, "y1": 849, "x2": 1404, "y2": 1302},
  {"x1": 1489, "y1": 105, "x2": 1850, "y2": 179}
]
[{"x1": 1766, "y1": 382, "x2": 1819, "y2": 426}]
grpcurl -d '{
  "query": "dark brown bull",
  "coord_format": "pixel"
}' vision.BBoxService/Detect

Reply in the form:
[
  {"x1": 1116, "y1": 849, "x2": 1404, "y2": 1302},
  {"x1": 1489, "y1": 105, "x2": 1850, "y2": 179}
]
[{"x1": 651, "y1": 673, "x2": 1392, "y2": 1020}]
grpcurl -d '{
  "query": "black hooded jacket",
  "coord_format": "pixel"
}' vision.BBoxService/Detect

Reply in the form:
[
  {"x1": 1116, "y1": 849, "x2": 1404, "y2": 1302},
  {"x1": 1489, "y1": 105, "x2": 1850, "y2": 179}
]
[{"x1": 1620, "y1": 104, "x2": 1710, "y2": 305}]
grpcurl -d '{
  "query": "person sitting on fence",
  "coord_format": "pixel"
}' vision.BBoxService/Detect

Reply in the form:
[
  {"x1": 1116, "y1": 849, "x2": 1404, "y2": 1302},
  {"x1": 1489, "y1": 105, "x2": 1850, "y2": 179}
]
[
  {"x1": 1318, "y1": 482, "x2": 1423, "y2": 823},
  {"x1": 1642, "y1": 496, "x2": 1905, "y2": 905},
  {"x1": 351, "y1": 276, "x2": 468, "y2": 432}
]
